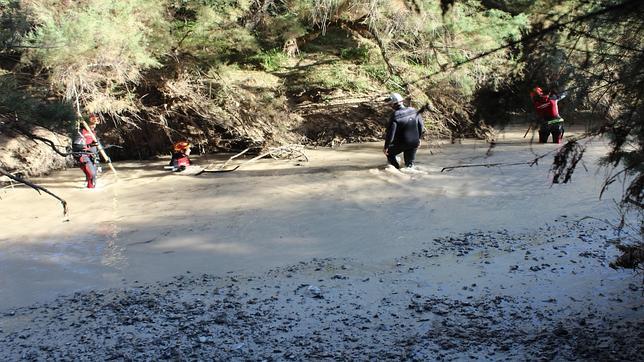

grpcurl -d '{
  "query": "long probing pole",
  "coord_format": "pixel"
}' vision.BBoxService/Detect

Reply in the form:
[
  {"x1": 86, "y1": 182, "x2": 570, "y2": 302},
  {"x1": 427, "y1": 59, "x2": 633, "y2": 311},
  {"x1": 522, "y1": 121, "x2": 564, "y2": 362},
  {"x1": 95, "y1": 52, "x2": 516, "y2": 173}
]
[
  {"x1": 81, "y1": 119, "x2": 118, "y2": 176},
  {"x1": 73, "y1": 83, "x2": 117, "y2": 176}
]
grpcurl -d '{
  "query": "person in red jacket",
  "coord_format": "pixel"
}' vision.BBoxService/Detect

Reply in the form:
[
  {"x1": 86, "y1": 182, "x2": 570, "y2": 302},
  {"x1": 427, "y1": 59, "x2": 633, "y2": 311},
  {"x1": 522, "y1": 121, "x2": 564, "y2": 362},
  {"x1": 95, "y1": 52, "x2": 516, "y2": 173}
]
[
  {"x1": 72, "y1": 114, "x2": 100, "y2": 188},
  {"x1": 530, "y1": 86, "x2": 567, "y2": 144},
  {"x1": 170, "y1": 141, "x2": 192, "y2": 172}
]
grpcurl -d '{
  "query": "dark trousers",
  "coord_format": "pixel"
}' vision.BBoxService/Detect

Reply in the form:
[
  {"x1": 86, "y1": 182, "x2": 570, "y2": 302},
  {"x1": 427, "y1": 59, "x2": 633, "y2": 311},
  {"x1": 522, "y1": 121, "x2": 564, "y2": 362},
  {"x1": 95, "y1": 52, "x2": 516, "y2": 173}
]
[
  {"x1": 539, "y1": 123, "x2": 564, "y2": 144},
  {"x1": 387, "y1": 145, "x2": 418, "y2": 169}
]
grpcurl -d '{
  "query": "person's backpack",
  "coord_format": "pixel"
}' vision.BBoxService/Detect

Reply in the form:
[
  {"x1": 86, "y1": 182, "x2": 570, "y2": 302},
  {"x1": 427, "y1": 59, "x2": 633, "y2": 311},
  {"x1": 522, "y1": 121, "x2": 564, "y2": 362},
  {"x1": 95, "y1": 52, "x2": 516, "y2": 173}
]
[{"x1": 71, "y1": 132, "x2": 87, "y2": 153}]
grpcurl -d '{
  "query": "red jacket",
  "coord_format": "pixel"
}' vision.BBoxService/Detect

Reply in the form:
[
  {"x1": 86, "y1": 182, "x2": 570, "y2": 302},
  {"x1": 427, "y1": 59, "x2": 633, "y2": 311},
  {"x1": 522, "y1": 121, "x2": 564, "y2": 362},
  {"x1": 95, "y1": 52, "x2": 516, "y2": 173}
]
[
  {"x1": 171, "y1": 152, "x2": 191, "y2": 168},
  {"x1": 531, "y1": 93, "x2": 562, "y2": 119}
]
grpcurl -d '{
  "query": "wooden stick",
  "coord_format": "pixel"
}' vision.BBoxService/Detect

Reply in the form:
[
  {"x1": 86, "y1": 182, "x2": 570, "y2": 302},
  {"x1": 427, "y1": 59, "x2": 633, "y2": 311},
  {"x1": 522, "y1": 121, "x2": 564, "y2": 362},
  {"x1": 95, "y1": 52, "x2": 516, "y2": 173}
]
[
  {"x1": 0, "y1": 167, "x2": 68, "y2": 215},
  {"x1": 218, "y1": 148, "x2": 250, "y2": 169},
  {"x1": 441, "y1": 161, "x2": 534, "y2": 172},
  {"x1": 239, "y1": 150, "x2": 273, "y2": 166},
  {"x1": 202, "y1": 148, "x2": 250, "y2": 171},
  {"x1": 72, "y1": 82, "x2": 118, "y2": 176}
]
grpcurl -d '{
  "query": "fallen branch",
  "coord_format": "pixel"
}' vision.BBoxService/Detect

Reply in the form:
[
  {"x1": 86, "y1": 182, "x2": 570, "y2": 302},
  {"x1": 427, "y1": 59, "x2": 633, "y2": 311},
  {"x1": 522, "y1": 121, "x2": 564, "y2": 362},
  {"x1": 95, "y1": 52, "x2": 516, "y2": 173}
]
[
  {"x1": 0, "y1": 167, "x2": 68, "y2": 215},
  {"x1": 441, "y1": 161, "x2": 535, "y2": 172},
  {"x1": 440, "y1": 137, "x2": 581, "y2": 173},
  {"x1": 202, "y1": 148, "x2": 251, "y2": 172},
  {"x1": 198, "y1": 165, "x2": 240, "y2": 174},
  {"x1": 14, "y1": 126, "x2": 71, "y2": 157},
  {"x1": 269, "y1": 144, "x2": 309, "y2": 162},
  {"x1": 198, "y1": 145, "x2": 309, "y2": 175},
  {"x1": 235, "y1": 145, "x2": 308, "y2": 168},
  {"x1": 238, "y1": 150, "x2": 273, "y2": 166}
]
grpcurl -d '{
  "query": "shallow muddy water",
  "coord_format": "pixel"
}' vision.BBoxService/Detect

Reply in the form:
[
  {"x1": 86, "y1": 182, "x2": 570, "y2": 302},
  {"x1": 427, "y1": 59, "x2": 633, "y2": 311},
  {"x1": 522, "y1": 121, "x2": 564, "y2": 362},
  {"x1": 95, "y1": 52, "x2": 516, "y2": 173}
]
[{"x1": 0, "y1": 129, "x2": 633, "y2": 310}]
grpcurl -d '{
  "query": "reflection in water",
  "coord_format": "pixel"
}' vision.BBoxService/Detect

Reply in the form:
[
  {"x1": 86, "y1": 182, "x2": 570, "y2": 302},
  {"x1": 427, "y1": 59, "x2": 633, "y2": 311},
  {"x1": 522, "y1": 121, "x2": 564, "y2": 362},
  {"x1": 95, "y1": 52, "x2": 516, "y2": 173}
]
[
  {"x1": 96, "y1": 186, "x2": 128, "y2": 269},
  {"x1": 102, "y1": 235, "x2": 127, "y2": 268}
]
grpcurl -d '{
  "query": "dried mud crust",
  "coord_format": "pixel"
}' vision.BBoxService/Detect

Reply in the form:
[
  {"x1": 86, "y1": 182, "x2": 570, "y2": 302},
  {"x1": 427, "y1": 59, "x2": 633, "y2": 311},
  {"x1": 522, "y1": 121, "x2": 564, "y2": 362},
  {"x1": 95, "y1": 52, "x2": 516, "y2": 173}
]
[{"x1": 1, "y1": 220, "x2": 642, "y2": 361}]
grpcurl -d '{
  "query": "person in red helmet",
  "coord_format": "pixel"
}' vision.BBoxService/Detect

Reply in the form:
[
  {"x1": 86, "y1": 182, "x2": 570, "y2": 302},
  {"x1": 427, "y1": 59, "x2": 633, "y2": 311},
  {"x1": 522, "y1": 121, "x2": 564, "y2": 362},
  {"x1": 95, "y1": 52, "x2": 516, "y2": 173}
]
[
  {"x1": 170, "y1": 141, "x2": 192, "y2": 172},
  {"x1": 530, "y1": 86, "x2": 567, "y2": 143},
  {"x1": 72, "y1": 114, "x2": 100, "y2": 188}
]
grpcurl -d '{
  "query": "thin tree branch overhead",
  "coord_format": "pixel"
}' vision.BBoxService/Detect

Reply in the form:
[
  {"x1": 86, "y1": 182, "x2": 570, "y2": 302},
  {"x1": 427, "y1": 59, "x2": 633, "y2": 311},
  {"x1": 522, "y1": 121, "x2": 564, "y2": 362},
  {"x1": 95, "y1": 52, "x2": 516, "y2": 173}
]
[{"x1": 404, "y1": 0, "x2": 642, "y2": 86}]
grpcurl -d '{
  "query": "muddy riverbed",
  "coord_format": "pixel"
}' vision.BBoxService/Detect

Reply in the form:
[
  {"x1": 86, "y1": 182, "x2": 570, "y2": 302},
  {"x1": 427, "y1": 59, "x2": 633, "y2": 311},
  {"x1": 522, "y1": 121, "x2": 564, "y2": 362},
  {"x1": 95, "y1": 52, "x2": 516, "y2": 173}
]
[{"x1": 0, "y1": 129, "x2": 642, "y2": 359}]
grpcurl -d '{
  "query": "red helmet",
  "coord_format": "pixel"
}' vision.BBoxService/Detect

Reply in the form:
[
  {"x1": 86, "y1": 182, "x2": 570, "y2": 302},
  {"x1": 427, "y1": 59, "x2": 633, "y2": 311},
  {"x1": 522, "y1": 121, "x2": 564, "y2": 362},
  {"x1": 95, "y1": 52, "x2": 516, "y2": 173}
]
[
  {"x1": 88, "y1": 113, "x2": 99, "y2": 125},
  {"x1": 533, "y1": 86, "x2": 543, "y2": 95},
  {"x1": 173, "y1": 141, "x2": 191, "y2": 152}
]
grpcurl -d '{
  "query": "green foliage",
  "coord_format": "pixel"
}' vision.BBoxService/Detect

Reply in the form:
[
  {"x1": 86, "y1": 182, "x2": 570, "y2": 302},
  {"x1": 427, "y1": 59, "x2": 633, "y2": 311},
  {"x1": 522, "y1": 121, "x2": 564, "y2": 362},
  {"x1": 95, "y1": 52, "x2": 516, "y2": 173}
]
[
  {"x1": 250, "y1": 49, "x2": 288, "y2": 72},
  {"x1": 340, "y1": 46, "x2": 369, "y2": 63},
  {"x1": 170, "y1": 1, "x2": 258, "y2": 61},
  {"x1": 437, "y1": 1, "x2": 529, "y2": 85},
  {"x1": 0, "y1": 0, "x2": 29, "y2": 49},
  {"x1": 259, "y1": 13, "x2": 308, "y2": 48},
  {"x1": 22, "y1": 0, "x2": 168, "y2": 113},
  {"x1": 448, "y1": 72, "x2": 476, "y2": 96},
  {"x1": 0, "y1": 74, "x2": 76, "y2": 129},
  {"x1": 363, "y1": 64, "x2": 388, "y2": 82},
  {"x1": 304, "y1": 62, "x2": 374, "y2": 92},
  {"x1": 481, "y1": 0, "x2": 534, "y2": 15},
  {"x1": 343, "y1": 0, "x2": 530, "y2": 99}
]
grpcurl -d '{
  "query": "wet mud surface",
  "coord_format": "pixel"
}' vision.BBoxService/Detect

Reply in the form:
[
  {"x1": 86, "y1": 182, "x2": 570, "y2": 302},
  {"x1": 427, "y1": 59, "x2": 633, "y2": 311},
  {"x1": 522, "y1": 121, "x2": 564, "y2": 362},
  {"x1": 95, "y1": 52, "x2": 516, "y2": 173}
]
[
  {"x1": 1, "y1": 220, "x2": 641, "y2": 360},
  {"x1": 1, "y1": 131, "x2": 642, "y2": 359}
]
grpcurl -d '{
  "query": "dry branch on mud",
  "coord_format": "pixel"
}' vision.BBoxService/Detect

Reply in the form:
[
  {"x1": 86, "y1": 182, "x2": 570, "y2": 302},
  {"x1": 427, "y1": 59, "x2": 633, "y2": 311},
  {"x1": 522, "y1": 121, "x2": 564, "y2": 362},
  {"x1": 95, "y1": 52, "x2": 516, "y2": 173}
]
[{"x1": 0, "y1": 167, "x2": 67, "y2": 215}]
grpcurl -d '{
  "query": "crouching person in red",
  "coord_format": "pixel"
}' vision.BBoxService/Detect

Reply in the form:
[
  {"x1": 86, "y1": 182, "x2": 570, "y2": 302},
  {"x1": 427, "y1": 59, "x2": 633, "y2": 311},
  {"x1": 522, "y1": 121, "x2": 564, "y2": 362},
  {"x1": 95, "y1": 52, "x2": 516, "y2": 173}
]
[
  {"x1": 72, "y1": 114, "x2": 100, "y2": 188},
  {"x1": 530, "y1": 86, "x2": 568, "y2": 144},
  {"x1": 170, "y1": 141, "x2": 192, "y2": 172}
]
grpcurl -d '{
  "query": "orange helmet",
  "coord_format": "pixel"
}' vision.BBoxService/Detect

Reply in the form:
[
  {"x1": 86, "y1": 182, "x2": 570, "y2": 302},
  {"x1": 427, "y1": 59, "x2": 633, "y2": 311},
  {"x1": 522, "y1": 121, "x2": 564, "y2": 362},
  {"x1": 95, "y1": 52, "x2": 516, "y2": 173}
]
[{"x1": 173, "y1": 141, "x2": 191, "y2": 152}]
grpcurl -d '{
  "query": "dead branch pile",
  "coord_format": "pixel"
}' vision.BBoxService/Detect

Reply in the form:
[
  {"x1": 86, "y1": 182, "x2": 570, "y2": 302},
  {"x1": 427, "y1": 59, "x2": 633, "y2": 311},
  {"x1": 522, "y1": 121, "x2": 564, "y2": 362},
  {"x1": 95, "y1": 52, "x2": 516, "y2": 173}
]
[{"x1": 268, "y1": 144, "x2": 308, "y2": 162}]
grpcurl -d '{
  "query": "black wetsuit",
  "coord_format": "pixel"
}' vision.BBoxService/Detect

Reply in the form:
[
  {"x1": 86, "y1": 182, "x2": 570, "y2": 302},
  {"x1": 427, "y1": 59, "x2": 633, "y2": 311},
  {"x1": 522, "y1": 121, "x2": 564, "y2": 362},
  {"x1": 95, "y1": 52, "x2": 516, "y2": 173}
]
[{"x1": 384, "y1": 105, "x2": 425, "y2": 168}]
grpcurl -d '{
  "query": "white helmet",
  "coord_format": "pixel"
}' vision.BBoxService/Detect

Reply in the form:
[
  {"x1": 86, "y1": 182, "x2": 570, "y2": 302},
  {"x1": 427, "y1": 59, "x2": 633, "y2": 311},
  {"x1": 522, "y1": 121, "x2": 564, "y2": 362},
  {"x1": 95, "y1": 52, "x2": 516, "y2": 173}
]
[{"x1": 385, "y1": 93, "x2": 404, "y2": 105}]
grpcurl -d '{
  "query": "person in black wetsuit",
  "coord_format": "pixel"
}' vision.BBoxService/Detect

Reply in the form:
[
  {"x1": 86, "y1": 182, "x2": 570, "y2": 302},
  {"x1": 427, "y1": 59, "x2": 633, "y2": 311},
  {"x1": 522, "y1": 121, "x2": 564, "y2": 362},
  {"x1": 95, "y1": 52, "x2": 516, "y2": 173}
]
[{"x1": 383, "y1": 93, "x2": 426, "y2": 169}]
